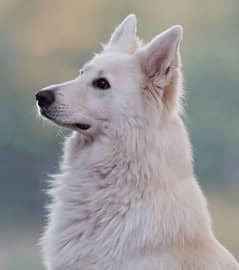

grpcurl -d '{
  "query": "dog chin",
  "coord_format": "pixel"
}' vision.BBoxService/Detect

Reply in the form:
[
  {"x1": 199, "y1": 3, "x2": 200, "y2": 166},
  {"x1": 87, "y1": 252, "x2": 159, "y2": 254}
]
[{"x1": 40, "y1": 109, "x2": 92, "y2": 132}]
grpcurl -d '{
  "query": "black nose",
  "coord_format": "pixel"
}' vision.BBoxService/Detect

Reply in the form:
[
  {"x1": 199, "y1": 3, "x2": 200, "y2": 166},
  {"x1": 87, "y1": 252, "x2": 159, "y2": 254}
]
[{"x1": 35, "y1": 89, "x2": 55, "y2": 108}]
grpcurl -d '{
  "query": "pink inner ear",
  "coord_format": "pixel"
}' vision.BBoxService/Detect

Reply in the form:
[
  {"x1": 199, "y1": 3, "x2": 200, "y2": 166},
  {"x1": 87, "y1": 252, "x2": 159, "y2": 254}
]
[
  {"x1": 145, "y1": 43, "x2": 177, "y2": 77},
  {"x1": 142, "y1": 25, "x2": 183, "y2": 77},
  {"x1": 165, "y1": 66, "x2": 170, "y2": 75},
  {"x1": 146, "y1": 50, "x2": 167, "y2": 77}
]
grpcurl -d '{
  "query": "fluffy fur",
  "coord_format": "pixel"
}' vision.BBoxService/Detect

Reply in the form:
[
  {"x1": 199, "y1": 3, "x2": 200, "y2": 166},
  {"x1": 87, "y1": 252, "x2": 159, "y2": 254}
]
[{"x1": 37, "y1": 14, "x2": 239, "y2": 270}]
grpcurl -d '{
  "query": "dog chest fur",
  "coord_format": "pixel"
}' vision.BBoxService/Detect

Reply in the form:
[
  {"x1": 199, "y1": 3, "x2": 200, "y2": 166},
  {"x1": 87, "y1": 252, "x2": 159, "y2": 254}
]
[{"x1": 42, "y1": 121, "x2": 217, "y2": 270}]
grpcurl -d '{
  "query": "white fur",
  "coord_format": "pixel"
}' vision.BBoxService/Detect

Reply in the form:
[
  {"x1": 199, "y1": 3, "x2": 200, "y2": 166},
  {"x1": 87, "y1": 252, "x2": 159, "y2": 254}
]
[{"x1": 38, "y1": 14, "x2": 239, "y2": 270}]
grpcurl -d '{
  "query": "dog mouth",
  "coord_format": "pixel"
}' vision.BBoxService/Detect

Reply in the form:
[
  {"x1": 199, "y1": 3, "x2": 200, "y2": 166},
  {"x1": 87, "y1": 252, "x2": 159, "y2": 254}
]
[
  {"x1": 74, "y1": 123, "x2": 91, "y2": 130},
  {"x1": 40, "y1": 107, "x2": 53, "y2": 120},
  {"x1": 40, "y1": 108, "x2": 91, "y2": 131}
]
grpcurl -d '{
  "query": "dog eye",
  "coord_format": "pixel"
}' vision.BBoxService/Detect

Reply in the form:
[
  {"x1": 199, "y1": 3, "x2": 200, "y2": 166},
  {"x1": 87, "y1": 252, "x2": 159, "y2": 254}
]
[
  {"x1": 79, "y1": 69, "x2": 84, "y2": 75},
  {"x1": 92, "y1": 78, "x2": 111, "y2": 90}
]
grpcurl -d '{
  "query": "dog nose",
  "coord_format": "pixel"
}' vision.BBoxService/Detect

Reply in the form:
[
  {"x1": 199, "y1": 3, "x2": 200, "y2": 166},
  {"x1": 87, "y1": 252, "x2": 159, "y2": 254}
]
[{"x1": 35, "y1": 89, "x2": 55, "y2": 108}]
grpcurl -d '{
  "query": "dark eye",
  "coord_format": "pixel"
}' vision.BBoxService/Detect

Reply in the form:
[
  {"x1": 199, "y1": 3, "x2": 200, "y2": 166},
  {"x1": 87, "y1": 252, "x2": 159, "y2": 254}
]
[{"x1": 92, "y1": 78, "x2": 111, "y2": 90}]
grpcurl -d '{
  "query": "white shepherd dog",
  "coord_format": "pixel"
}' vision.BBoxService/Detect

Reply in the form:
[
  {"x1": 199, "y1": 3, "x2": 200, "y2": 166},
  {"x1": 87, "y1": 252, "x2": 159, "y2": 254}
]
[{"x1": 36, "y1": 14, "x2": 239, "y2": 270}]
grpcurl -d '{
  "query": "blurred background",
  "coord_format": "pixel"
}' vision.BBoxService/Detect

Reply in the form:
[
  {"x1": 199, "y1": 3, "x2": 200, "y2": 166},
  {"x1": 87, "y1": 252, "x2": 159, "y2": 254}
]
[{"x1": 0, "y1": 0, "x2": 238, "y2": 269}]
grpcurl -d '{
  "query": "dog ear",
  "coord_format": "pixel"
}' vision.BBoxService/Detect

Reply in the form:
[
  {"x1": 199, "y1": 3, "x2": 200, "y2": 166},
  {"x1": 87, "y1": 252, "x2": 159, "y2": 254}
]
[
  {"x1": 140, "y1": 25, "x2": 183, "y2": 78},
  {"x1": 139, "y1": 25, "x2": 183, "y2": 112},
  {"x1": 105, "y1": 14, "x2": 138, "y2": 54}
]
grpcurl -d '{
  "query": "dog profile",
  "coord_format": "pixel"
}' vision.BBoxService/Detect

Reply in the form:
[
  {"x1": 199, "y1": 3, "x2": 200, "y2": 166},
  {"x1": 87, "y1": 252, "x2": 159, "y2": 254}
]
[{"x1": 36, "y1": 14, "x2": 239, "y2": 270}]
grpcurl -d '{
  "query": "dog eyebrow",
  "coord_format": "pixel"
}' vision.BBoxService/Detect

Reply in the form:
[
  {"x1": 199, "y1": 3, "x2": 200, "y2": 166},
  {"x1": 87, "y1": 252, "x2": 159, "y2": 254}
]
[
  {"x1": 78, "y1": 65, "x2": 105, "y2": 78},
  {"x1": 97, "y1": 70, "x2": 104, "y2": 77}
]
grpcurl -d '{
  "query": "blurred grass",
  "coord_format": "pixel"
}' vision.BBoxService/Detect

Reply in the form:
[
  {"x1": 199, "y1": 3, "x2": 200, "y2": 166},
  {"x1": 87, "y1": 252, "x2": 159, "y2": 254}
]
[
  {"x1": 207, "y1": 189, "x2": 239, "y2": 257},
  {"x1": 1, "y1": 190, "x2": 238, "y2": 270},
  {"x1": 0, "y1": 224, "x2": 42, "y2": 270}
]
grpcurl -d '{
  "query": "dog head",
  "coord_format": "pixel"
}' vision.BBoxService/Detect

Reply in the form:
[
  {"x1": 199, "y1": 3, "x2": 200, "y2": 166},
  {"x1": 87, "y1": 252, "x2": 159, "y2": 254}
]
[{"x1": 36, "y1": 14, "x2": 183, "y2": 139}]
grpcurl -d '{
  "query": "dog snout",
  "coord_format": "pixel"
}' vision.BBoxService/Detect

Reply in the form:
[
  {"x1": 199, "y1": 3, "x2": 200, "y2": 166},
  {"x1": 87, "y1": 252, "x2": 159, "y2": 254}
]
[{"x1": 35, "y1": 89, "x2": 55, "y2": 108}]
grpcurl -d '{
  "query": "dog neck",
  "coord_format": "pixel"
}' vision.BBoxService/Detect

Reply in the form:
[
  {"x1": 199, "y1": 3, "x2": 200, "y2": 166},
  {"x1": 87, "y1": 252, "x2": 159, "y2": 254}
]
[
  {"x1": 43, "y1": 115, "x2": 212, "y2": 270},
  {"x1": 60, "y1": 113, "x2": 194, "y2": 194}
]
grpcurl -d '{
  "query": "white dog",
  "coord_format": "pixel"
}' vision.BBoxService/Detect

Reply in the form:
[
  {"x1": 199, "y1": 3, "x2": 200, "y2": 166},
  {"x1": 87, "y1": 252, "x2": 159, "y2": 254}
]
[{"x1": 36, "y1": 14, "x2": 239, "y2": 270}]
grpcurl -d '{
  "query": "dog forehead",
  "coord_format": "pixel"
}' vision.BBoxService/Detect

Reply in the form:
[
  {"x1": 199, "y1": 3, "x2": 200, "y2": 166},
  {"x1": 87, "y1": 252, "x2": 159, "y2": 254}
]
[{"x1": 86, "y1": 52, "x2": 136, "y2": 74}]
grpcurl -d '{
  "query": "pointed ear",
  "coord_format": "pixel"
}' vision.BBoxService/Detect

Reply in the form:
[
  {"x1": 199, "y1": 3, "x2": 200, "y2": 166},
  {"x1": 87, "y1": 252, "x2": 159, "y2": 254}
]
[
  {"x1": 105, "y1": 14, "x2": 138, "y2": 54},
  {"x1": 140, "y1": 25, "x2": 183, "y2": 77},
  {"x1": 138, "y1": 25, "x2": 184, "y2": 113}
]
